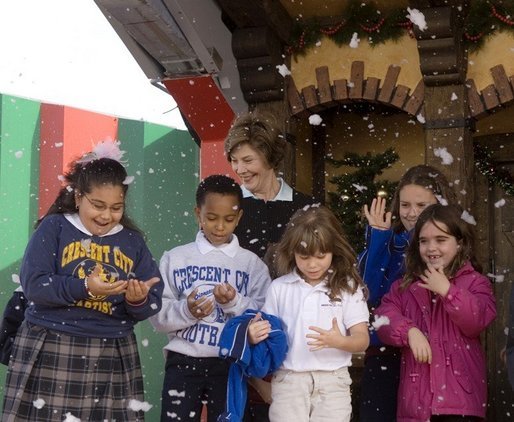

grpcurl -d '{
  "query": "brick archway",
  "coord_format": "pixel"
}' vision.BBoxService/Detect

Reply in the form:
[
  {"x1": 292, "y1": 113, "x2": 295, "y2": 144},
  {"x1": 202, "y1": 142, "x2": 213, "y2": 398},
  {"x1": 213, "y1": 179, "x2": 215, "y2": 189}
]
[
  {"x1": 286, "y1": 60, "x2": 514, "y2": 122},
  {"x1": 286, "y1": 61, "x2": 424, "y2": 118}
]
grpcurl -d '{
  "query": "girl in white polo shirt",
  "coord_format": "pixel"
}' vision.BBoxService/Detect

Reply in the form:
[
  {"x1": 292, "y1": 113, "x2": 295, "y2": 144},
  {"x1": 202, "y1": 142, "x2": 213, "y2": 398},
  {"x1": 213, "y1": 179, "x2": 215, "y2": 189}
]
[{"x1": 249, "y1": 205, "x2": 369, "y2": 422}]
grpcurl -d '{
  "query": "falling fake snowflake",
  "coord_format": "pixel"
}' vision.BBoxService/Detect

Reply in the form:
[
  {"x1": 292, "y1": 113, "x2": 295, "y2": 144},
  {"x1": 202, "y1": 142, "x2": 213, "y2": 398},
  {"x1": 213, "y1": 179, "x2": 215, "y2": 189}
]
[
  {"x1": 352, "y1": 184, "x2": 368, "y2": 192},
  {"x1": 168, "y1": 390, "x2": 186, "y2": 397},
  {"x1": 451, "y1": 92, "x2": 458, "y2": 101},
  {"x1": 33, "y1": 398, "x2": 45, "y2": 409},
  {"x1": 276, "y1": 64, "x2": 291, "y2": 77},
  {"x1": 372, "y1": 315, "x2": 390, "y2": 330},
  {"x1": 63, "y1": 413, "x2": 81, "y2": 422},
  {"x1": 495, "y1": 199, "x2": 506, "y2": 208},
  {"x1": 435, "y1": 195, "x2": 448, "y2": 206},
  {"x1": 416, "y1": 114, "x2": 426, "y2": 124},
  {"x1": 141, "y1": 338, "x2": 149, "y2": 347},
  {"x1": 487, "y1": 273, "x2": 505, "y2": 283},
  {"x1": 461, "y1": 210, "x2": 477, "y2": 225},
  {"x1": 349, "y1": 32, "x2": 360, "y2": 48},
  {"x1": 434, "y1": 147, "x2": 454, "y2": 165},
  {"x1": 407, "y1": 8, "x2": 427, "y2": 31},
  {"x1": 14, "y1": 151, "x2": 23, "y2": 159},
  {"x1": 123, "y1": 176, "x2": 135, "y2": 185},
  {"x1": 127, "y1": 399, "x2": 153, "y2": 412},
  {"x1": 308, "y1": 114, "x2": 323, "y2": 126},
  {"x1": 11, "y1": 274, "x2": 20, "y2": 284}
]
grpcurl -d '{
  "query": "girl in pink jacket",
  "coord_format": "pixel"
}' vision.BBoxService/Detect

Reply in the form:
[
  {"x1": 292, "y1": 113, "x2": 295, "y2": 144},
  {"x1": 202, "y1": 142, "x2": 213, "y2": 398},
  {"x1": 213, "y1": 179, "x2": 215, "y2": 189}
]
[{"x1": 375, "y1": 204, "x2": 496, "y2": 422}]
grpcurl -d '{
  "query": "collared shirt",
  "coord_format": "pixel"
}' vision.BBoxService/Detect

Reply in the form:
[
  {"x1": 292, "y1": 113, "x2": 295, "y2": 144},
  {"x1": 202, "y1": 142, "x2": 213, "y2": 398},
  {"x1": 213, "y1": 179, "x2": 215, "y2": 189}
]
[
  {"x1": 65, "y1": 213, "x2": 123, "y2": 236},
  {"x1": 196, "y1": 231, "x2": 239, "y2": 258},
  {"x1": 262, "y1": 270, "x2": 369, "y2": 371},
  {"x1": 241, "y1": 177, "x2": 293, "y2": 201}
]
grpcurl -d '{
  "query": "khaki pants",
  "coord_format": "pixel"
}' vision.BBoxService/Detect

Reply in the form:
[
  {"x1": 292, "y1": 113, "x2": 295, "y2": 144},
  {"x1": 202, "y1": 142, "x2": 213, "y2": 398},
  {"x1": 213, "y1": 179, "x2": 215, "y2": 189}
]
[{"x1": 269, "y1": 367, "x2": 352, "y2": 422}]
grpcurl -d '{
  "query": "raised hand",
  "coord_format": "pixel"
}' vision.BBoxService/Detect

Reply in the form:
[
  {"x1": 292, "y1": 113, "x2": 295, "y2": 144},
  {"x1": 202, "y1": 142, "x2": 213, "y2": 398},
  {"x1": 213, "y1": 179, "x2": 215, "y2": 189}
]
[
  {"x1": 125, "y1": 277, "x2": 160, "y2": 304},
  {"x1": 363, "y1": 196, "x2": 392, "y2": 230},
  {"x1": 213, "y1": 283, "x2": 236, "y2": 304},
  {"x1": 86, "y1": 263, "x2": 127, "y2": 298},
  {"x1": 419, "y1": 264, "x2": 450, "y2": 297},
  {"x1": 187, "y1": 288, "x2": 216, "y2": 320}
]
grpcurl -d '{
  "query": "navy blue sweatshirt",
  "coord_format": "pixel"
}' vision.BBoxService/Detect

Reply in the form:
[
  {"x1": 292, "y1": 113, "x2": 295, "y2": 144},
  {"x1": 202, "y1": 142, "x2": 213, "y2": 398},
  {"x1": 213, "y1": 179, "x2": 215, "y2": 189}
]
[{"x1": 20, "y1": 214, "x2": 163, "y2": 338}]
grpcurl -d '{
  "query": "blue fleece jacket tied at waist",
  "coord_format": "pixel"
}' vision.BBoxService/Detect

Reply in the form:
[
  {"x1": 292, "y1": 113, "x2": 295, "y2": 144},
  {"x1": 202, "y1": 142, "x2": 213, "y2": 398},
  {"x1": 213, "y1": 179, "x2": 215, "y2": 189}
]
[{"x1": 217, "y1": 309, "x2": 287, "y2": 422}]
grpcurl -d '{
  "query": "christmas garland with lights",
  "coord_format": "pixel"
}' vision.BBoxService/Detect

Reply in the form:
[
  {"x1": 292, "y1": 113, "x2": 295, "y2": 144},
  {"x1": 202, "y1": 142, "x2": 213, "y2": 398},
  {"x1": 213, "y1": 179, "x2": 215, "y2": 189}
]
[
  {"x1": 287, "y1": 0, "x2": 514, "y2": 56},
  {"x1": 474, "y1": 143, "x2": 514, "y2": 195}
]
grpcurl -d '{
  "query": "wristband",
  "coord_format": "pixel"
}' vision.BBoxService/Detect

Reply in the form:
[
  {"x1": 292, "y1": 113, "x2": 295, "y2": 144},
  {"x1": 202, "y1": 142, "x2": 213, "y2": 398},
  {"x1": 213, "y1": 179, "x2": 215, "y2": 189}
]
[{"x1": 84, "y1": 277, "x2": 96, "y2": 299}]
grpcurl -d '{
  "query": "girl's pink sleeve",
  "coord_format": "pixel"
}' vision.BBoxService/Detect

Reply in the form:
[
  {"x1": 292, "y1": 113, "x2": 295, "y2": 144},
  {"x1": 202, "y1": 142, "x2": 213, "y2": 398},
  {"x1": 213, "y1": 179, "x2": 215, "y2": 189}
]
[
  {"x1": 374, "y1": 280, "x2": 416, "y2": 348},
  {"x1": 442, "y1": 273, "x2": 496, "y2": 338}
]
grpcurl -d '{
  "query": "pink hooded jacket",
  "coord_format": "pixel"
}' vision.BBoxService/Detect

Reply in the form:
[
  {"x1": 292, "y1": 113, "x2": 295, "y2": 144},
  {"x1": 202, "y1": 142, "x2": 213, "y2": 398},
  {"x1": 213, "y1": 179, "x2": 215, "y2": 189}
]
[{"x1": 375, "y1": 261, "x2": 496, "y2": 421}]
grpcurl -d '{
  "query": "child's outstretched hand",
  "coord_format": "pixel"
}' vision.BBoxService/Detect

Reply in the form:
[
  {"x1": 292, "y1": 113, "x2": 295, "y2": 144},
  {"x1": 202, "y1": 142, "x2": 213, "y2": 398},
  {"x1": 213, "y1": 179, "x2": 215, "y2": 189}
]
[
  {"x1": 87, "y1": 263, "x2": 128, "y2": 297},
  {"x1": 408, "y1": 327, "x2": 432, "y2": 364},
  {"x1": 248, "y1": 312, "x2": 271, "y2": 345},
  {"x1": 125, "y1": 277, "x2": 160, "y2": 304},
  {"x1": 187, "y1": 288, "x2": 216, "y2": 319},
  {"x1": 306, "y1": 317, "x2": 342, "y2": 351},
  {"x1": 419, "y1": 264, "x2": 450, "y2": 297},
  {"x1": 213, "y1": 283, "x2": 236, "y2": 304},
  {"x1": 363, "y1": 196, "x2": 392, "y2": 230}
]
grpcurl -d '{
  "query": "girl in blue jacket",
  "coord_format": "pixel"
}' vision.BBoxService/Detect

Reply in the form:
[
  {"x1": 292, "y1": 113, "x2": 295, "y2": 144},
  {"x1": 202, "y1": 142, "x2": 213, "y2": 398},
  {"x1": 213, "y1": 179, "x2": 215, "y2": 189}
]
[{"x1": 358, "y1": 165, "x2": 455, "y2": 422}]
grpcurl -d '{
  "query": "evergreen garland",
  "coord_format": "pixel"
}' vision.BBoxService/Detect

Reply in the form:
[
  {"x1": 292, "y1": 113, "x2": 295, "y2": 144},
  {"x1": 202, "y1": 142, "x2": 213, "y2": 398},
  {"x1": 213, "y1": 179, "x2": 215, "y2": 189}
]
[
  {"x1": 287, "y1": 0, "x2": 514, "y2": 56},
  {"x1": 474, "y1": 143, "x2": 514, "y2": 195},
  {"x1": 327, "y1": 147, "x2": 399, "y2": 251}
]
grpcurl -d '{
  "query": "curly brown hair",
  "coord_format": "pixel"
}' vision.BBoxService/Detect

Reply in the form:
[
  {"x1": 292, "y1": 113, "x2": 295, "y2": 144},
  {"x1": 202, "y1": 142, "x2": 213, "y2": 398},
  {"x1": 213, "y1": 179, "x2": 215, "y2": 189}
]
[{"x1": 224, "y1": 111, "x2": 286, "y2": 171}]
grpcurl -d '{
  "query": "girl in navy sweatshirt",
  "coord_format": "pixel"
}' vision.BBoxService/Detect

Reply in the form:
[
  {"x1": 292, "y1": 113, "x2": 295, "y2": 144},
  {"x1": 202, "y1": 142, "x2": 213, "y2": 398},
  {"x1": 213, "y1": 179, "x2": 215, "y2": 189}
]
[{"x1": 1, "y1": 140, "x2": 163, "y2": 422}]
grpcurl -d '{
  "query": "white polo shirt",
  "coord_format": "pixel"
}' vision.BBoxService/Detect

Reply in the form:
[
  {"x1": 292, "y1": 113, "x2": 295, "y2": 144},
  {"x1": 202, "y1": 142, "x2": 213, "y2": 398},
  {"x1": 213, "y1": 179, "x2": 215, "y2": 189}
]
[{"x1": 262, "y1": 270, "x2": 369, "y2": 372}]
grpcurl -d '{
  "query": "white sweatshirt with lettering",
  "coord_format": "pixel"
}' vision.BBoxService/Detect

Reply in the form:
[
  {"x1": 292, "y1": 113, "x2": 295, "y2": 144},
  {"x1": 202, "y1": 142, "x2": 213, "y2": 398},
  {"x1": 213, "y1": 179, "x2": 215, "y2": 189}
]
[{"x1": 150, "y1": 231, "x2": 271, "y2": 358}]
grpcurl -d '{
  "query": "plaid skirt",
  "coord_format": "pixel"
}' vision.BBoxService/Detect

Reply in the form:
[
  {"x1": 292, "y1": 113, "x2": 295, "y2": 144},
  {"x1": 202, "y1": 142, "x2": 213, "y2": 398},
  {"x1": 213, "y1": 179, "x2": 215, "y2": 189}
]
[{"x1": 1, "y1": 322, "x2": 146, "y2": 422}]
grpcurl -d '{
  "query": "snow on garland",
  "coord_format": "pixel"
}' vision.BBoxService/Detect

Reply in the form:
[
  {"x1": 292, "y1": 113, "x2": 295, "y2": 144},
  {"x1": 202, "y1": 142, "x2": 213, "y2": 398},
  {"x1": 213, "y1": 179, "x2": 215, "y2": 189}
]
[{"x1": 287, "y1": 0, "x2": 514, "y2": 56}]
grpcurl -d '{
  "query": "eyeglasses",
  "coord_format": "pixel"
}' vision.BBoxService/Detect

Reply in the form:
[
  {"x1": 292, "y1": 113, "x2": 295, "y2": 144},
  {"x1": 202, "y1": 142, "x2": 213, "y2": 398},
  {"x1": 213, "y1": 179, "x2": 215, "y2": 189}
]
[{"x1": 82, "y1": 194, "x2": 125, "y2": 214}]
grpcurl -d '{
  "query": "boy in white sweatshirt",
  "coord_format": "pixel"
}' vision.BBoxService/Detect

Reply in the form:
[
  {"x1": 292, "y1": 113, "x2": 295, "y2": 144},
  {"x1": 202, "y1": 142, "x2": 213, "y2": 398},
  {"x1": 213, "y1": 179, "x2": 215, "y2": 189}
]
[{"x1": 150, "y1": 174, "x2": 271, "y2": 422}]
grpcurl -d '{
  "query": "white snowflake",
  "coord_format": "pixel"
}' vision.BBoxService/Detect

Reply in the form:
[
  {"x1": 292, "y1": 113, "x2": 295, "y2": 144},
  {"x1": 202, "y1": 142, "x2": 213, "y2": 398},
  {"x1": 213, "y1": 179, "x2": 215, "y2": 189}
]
[
  {"x1": 434, "y1": 147, "x2": 454, "y2": 165},
  {"x1": 276, "y1": 64, "x2": 291, "y2": 77},
  {"x1": 494, "y1": 199, "x2": 506, "y2": 208},
  {"x1": 308, "y1": 114, "x2": 323, "y2": 126},
  {"x1": 33, "y1": 398, "x2": 45, "y2": 409},
  {"x1": 372, "y1": 315, "x2": 390, "y2": 330},
  {"x1": 127, "y1": 399, "x2": 153, "y2": 412},
  {"x1": 460, "y1": 210, "x2": 477, "y2": 225},
  {"x1": 168, "y1": 390, "x2": 186, "y2": 397},
  {"x1": 349, "y1": 32, "x2": 360, "y2": 48},
  {"x1": 123, "y1": 176, "x2": 135, "y2": 185},
  {"x1": 487, "y1": 273, "x2": 505, "y2": 283},
  {"x1": 352, "y1": 183, "x2": 368, "y2": 192},
  {"x1": 407, "y1": 8, "x2": 427, "y2": 31},
  {"x1": 63, "y1": 413, "x2": 81, "y2": 422}
]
